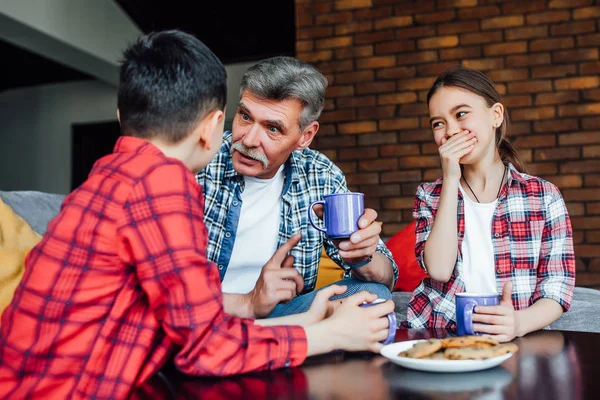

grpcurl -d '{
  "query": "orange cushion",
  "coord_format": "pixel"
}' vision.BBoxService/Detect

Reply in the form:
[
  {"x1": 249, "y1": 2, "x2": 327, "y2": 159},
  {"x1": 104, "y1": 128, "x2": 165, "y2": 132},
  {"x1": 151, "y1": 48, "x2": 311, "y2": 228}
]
[
  {"x1": 315, "y1": 248, "x2": 344, "y2": 289},
  {"x1": 386, "y1": 221, "x2": 428, "y2": 292}
]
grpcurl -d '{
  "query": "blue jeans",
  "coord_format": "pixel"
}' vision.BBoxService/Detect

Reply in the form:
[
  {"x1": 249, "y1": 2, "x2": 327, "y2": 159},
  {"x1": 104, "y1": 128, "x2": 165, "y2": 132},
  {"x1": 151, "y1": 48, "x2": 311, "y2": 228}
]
[{"x1": 266, "y1": 278, "x2": 392, "y2": 318}]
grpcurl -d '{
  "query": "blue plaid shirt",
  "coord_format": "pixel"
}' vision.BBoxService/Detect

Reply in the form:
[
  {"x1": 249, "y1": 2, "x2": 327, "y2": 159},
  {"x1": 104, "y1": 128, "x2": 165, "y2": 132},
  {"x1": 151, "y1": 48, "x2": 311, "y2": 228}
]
[{"x1": 196, "y1": 132, "x2": 398, "y2": 294}]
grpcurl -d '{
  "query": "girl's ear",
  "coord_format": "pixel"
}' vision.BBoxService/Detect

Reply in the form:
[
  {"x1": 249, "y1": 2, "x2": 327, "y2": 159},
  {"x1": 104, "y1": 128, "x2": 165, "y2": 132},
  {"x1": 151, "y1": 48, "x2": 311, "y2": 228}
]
[{"x1": 491, "y1": 102, "x2": 504, "y2": 127}]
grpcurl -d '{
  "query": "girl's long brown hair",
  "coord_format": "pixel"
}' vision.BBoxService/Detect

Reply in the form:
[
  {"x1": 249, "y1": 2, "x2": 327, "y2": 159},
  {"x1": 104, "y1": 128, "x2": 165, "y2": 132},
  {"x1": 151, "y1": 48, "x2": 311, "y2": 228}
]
[{"x1": 426, "y1": 66, "x2": 526, "y2": 172}]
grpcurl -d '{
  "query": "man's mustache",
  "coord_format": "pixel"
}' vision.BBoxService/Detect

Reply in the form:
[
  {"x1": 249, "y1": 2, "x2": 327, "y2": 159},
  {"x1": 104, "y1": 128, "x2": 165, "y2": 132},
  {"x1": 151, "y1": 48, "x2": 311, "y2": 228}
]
[{"x1": 231, "y1": 142, "x2": 269, "y2": 169}]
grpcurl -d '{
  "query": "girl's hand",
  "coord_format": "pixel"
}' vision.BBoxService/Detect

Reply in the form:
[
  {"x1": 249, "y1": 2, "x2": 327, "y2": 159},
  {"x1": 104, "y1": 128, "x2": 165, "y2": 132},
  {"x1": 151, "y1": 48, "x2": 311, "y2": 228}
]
[
  {"x1": 303, "y1": 285, "x2": 347, "y2": 325},
  {"x1": 471, "y1": 282, "x2": 520, "y2": 342},
  {"x1": 438, "y1": 130, "x2": 477, "y2": 182}
]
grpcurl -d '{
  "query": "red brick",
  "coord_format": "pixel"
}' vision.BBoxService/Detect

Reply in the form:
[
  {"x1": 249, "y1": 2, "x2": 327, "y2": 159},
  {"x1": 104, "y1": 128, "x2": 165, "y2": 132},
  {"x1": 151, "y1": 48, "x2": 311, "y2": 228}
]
[
  {"x1": 513, "y1": 134, "x2": 556, "y2": 147},
  {"x1": 418, "y1": 36, "x2": 459, "y2": 50},
  {"x1": 577, "y1": 34, "x2": 600, "y2": 48},
  {"x1": 547, "y1": 174, "x2": 585, "y2": 189},
  {"x1": 356, "y1": 56, "x2": 396, "y2": 70},
  {"x1": 458, "y1": 5, "x2": 500, "y2": 20},
  {"x1": 400, "y1": 103, "x2": 429, "y2": 117},
  {"x1": 423, "y1": 168, "x2": 443, "y2": 181},
  {"x1": 393, "y1": 1, "x2": 434, "y2": 15},
  {"x1": 575, "y1": 245, "x2": 600, "y2": 257},
  {"x1": 336, "y1": 70, "x2": 374, "y2": 84},
  {"x1": 572, "y1": 216, "x2": 600, "y2": 229},
  {"x1": 507, "y1": 80, "x2": 553, "y2": 94},
  {"x1": 399, "y1": 156, "x2": 441, "y2": 168},
  {"x1": 375, "y1": 16, "x2": 413, "y2": 30},
  {"x1": 511, "y1": 122, "x2": 534, "y2": 135},
  {"x1": 551, "y1": 20, "x2": 596, "y2": 36},
  {"x1": 335, "y1": 21, "x2": 373, "y2": 35},
  {"x1": 484, "y1": 42, "x2": 527, "y2": 56},
  {"x1": 318, "y1": 60, "x2": 354, "y2": 74},
  {"x1": 359, "y1": 158, "x2": 398, "y2": 172},
  {"x1": 316, "y1": 36, "x2": 353, "y2": 50},
  {"x1": 380, "y1": 144, "x2": 421, "y2": 157},
  {"x1": 398, "y1": 129, "x2": 434, "y2": 143},
  {"x1": 297, "y1": 50, "x2": 333, "y2": 63},
  {"x1": 417, "y1": 62, "x2": 460, "y2": 77},
  {"x1": 487, "y1": 68, "x2": 529, "y2": 82},
  {"x1": 496, "y1": 83, "x2": 507, "y2": 95},
  {"x1": 345, "y1": 173, "x2": 379, "y2": 186},
  {"x1": 355, "y1": 30, "x2": 396, "y2": 45},
  {"x1": 555, "y1": 76, "x2": 600, "y2": 90},
  {"x1": 531, "y1": 65, "x2": 577, "y2": 79},
  {"x1": 530, "y1": 37, "x2": 574, "y2": 52},
  {"x1": 552, "y1": 49, "x2": 599, "y2": 64},
  {"x1": 581, "y1": 62, "x2": 600, "y2": 75},
  {"x1": 357, "y1": 106, "x2": 396, "y2": 119},
  {"x1": 506, "y1": 53, "x2": 551, "y2": 67},
  {"x1": 526, "y1": 11, "x2": 570, "y2": 25},
  {"x1": 503, "y1": 95, "x2": 533, "y2": 108},
  {"x1": 533, "y1": 119, "x2": 578, "y2": 133},
  {"x1": 440, "y1": 46, "x2": 483, "y2": 61},
  {"x1": 382, "y1": 197, "x2": 416, "y2": 210},
  {"x1": 357, "y1": 132, "x2": 397, "y2": 146},
  {"x1": 396, "y1": 26, "x2": 436, "y2": 40},
  {"x1": 535, "y1": 147, "x2": 581, "y2": 161},
  {"x1": 481, "y1": 15, "x2": 524, "y2": 30},
  {"x1": 558, "y1": 103, "x2": 600, "y2": 117},
  {"x1": 326, "y1": 85, "x2": 354, "y2": 98},
  {"x1": 582, "y1": 117, "x2": 600, "y2": 130},
  {"x1": 375, "y1": 41, "x2": 416, "y2": 55},
  {"x1": 501, "y1": 0, "x2": 546, "y2": 14},
  {"x1": 436, "y1": 0, "x2": 478, "y2": 8},
  {"x1": 323, "y1": 99, "x2": 335, "y2": 111},
  {"x1": 356, "y1": 81, "x2": 396, "y2": 94},
  {"x1": 397, "y1": 77, "x2": 436, "y2": 91},
  {"x1": 297, "y1": 26, "x2": 334, "y2": 40},
  {"x1": 506, "y1": 26, "x2": 549, "y2": 41},
  {"x1": 320, "y1": 109, "x2": 356, "y2": 123},
  {"x1": 575, "y1": 272, "x2": 600, "y2": 287},
  {"x1": 377, "y1": 66, "x2": 416, "y2": 80},
  {"x1": 584, "y1": 145, "x2": 600, "y2": 158},
  {"x1": 549, "y1": 0, "x2": 593, "y2": 8},
  {"x1": 355, "y1": 5, "x2": 393, "y2": 20},
  {"x1": 402, "y1": 182, "x2": 421, "y2": 196},
  {"x1": 380, "y1": 118, "x2": 420, "y2": 131},
  {"x1": 397, "y1": 51, "x2": 439, "y2": 64},
  {"x1": 339, "y1": 147, "x2": 378, "y2": 160},
  {"x1": 438, "y1": 21, "x2": 480, "y2": 35},
  {"x1": 560, "y1": 131, "x2": 600, "y2": 146},
  {"x1": 296, "y1": 40, "x2": 313, "y2": 53},
  {"x1": 316, "y1": 135, "x2": 356, "y2": 149},
  {"x1": 562, "y1": 160, "x2": 600, "y2": 174},
  {"x1": 381, "y1": 170, "x2": 422, "y2": 183},
  {"x1": 334, "y1": 0, "x2": 372, "y2": 11},
  {"x1": 535, "y1": 91, "x2": 580, "y2": 106},
  {"x1": 378, "y1": 92, "x2": 418, "y2": 105},
  {"x1": 339, "y1": 121, "x2": 377, "y2": 134},
  {"x1": 573, "y1": 6, "x2": 600, "y2": 20},
  {"x1": 415, "y1": 11, "x2": 456, "y2": 24},
  {"x1": 318, "y1": 124, "x2": 336, "y2": 136},
  {"x1": 566, "y1": 202, "x2": 586, "y2": 217},
  {"x1": 335, "y1": 45, "x2": 374, "y2": 59},
  {"x1": 527, "y1": 162, "x2": 558, "y2": 175},
  {"x1": 337, "y1": 96, "x2": 376, "y2": 108},
  {"x1": 361, "y1": 184, "x2": 401, "y2": 198},
  {"x1": 421, "y1": 142, "x2": 439, "y2": 155},
  {"x1": 316, "y1": 11, "x2": 353, "y2": 25},
  {"x1": 586, "y1": 176, "x2": 600, "y2": 187},
  {"x1": 460, "y1": 30, "x2": 502, "y2": 45},
  {"x1": 583, "y1": 89, "x2": 600, "y2": 101},
  {"x1": 462, "y1": 57, "x2": 505, "y2": 70}
]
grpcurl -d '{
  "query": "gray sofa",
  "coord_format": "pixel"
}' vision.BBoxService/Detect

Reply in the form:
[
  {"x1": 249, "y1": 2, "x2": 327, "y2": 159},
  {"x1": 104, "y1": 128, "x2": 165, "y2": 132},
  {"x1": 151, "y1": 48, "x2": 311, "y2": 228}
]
[{"x1": 2, "y1": 190, "x2": 599, "y2": 333}]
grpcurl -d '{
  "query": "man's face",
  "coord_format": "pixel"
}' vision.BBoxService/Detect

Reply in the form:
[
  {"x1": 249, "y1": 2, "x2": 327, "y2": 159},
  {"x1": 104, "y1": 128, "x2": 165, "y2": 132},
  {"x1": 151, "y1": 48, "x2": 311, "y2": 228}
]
[{"x1": 231, "y1": 91, "x2": 317, "y2": 179}]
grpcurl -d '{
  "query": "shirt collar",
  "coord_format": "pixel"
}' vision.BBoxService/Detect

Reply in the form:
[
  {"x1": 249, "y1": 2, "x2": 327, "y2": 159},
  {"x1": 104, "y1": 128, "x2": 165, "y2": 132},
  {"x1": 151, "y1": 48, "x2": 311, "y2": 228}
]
[
  {"x1": 113, "y1": 136, "x2": 164, "y2": 156},
  {"x1": 506, "y1": 162, "x2": 527, "y2": 186}
]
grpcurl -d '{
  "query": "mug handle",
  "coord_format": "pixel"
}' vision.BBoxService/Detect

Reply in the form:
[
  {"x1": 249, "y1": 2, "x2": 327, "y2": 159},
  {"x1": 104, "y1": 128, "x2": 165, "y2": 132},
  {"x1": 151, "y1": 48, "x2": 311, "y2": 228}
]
[
  {"x1": 383, "y1": 312, "x2": 397, "y2": 345},
  {"x1": 463, "y1": 300, "x2": 477, "y2": 335},
  {"x1": 308, "y1": 200, "x2": 327, "y2": 233}
]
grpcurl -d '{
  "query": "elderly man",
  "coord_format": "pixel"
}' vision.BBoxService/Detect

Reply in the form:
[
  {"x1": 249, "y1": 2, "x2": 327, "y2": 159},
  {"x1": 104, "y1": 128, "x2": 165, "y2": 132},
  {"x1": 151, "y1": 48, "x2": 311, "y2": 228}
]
[{"x1": 197, "y1": 57, "x2": 398, "y2": 319}]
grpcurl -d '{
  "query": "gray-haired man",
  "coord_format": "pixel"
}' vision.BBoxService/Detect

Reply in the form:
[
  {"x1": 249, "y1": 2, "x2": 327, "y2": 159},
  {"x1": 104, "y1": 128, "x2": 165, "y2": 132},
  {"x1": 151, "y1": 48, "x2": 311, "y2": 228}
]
[{"x1": 197, "y1": 56, "x2": 398, "y2": 319}]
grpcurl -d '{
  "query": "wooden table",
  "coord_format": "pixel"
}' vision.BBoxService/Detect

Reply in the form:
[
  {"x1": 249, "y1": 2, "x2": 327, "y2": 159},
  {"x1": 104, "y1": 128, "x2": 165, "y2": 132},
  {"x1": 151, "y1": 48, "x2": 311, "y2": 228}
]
[{"x1": 135, "y1": 329, "x2": 600, "y2": 399}]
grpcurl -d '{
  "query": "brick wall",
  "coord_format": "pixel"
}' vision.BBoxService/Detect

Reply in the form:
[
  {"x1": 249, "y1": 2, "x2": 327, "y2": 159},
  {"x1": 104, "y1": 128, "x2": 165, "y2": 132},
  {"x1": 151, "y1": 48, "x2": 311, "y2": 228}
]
[{"x1": 295, "y1": 0, "x2": 600, "y2": 288}]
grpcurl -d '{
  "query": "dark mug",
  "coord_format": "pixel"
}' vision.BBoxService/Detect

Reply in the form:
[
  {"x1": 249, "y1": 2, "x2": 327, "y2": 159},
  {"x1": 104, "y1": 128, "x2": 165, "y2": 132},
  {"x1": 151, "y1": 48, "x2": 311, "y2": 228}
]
[
  {"x1": 455, "y1": 293, "x2": 500, "y2": 336},
  {"x1": 360, "y1": 298, "x2": 397, "y2": 345},
  {"x1": 308, "y1": 193, "x2": 364, "y2": 239}
]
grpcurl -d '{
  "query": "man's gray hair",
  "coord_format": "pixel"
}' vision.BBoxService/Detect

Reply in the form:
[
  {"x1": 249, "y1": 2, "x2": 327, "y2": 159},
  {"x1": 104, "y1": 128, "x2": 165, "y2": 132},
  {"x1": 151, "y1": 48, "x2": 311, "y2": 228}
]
[{"x1": 240, "y1": 56, "x2": 328, "y2": 130}]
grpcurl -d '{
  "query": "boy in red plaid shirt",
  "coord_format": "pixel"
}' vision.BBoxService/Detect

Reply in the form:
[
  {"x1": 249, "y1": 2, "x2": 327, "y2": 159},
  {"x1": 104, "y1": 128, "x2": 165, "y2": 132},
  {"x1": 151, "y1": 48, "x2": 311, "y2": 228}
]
[{"x1": 0, "y1": 30, "x2": 394, "y2": 399}]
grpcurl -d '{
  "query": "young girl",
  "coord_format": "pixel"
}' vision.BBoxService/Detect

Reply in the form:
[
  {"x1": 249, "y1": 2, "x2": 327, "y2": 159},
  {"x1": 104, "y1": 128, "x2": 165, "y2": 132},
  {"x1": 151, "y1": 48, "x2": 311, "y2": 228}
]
[{"x1": 406, "y1": 66, "x2": 575, "y2": 342}]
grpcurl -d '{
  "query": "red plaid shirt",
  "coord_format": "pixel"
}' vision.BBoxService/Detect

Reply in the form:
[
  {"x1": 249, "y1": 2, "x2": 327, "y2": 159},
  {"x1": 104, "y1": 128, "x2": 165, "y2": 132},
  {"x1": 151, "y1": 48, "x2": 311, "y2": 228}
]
[
  {"x1": 405, "y1": 163, "x2": 575, "y2": 329},
  {"x1": 0, "y1": 137, "x2": 307, "y2": 399}
]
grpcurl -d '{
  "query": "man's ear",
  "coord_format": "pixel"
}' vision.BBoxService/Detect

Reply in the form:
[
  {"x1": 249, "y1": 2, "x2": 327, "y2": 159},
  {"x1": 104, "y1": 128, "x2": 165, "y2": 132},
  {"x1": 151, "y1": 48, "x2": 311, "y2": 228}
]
[
  {"x1": 116, "y1": 109, "x2": 121, "y2": 125},
  {"x1": 296, "y1": 121, "x2": 319, "y2": 151},
  {"x1": 198, "y1": 109, "x2": 225, "y2": 150}
]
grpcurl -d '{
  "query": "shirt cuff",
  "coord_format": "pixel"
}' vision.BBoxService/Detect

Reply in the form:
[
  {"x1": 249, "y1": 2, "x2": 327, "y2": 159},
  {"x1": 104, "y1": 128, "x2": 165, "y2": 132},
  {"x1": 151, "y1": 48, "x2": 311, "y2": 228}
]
[{"x1": 272, "y1": 325, "x2": 307, "y2": 369}]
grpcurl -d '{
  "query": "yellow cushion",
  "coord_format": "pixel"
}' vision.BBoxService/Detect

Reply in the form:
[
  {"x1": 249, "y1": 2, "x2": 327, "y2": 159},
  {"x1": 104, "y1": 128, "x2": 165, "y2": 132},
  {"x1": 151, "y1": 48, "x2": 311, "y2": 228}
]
[
  {"x1": 315, "y1": 247, "x2": 344, "y2": 289},
  {"x1": 0, "y1": 198, "x2": 41, "y2": 319}
]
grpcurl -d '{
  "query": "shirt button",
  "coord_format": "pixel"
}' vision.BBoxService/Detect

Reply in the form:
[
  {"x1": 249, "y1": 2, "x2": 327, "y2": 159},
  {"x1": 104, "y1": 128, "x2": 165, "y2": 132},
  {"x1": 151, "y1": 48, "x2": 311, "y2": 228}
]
[
  {"x1": 284, "y1": 360, "x2": 291, "y2": 367},
  {"x1": 225, "y1": 232, "x2": 231, "y2": 238},
  {"x1": 496, "y1": 268, "x2": 502, "y2": 274},
  {"x1": 218, "y1": 264, "x2": 224, "y2": 270},
  {"x1": 232, "y1": 201, "x2": 239, "y2": 206},
  {"x1": 494, "y1": 233, "x2": 500, "y2": 238}
]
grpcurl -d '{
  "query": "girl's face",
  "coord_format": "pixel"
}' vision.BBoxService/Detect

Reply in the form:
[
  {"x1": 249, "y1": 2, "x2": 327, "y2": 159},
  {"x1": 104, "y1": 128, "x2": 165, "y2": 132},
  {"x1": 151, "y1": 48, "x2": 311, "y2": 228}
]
[{"x1": 428, "y1": 86, "x2": 504, "y2": 165}]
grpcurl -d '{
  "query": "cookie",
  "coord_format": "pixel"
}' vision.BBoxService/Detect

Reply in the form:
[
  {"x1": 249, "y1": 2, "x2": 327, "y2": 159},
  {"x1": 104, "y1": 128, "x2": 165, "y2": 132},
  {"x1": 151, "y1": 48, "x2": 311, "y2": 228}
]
[
  {"x1": 444, "y1": 342, "x2": 519, "y2": 360},
  {"x1": 490, "y1": 343, "x2": 519, "y2": 357},
  {"x1": 442, "y1": 335, "x2": 499, "y2": 348},
  {"x1": 422, "y1": 351, "x2": 447, "y2": 360},
  {"x1": 398, "y1": 339, "x2": 443, "y2": 359}
]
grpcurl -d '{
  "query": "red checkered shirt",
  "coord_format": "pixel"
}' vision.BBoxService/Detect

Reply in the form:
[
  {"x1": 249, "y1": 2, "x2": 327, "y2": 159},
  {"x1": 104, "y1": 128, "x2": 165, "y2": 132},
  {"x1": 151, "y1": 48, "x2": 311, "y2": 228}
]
[
  {"x1": 405, "y1": 163, "x2": 576, "y2": 329},
  {"x1": 0, "y1": 136, "x2": 307, "y2": 399}
]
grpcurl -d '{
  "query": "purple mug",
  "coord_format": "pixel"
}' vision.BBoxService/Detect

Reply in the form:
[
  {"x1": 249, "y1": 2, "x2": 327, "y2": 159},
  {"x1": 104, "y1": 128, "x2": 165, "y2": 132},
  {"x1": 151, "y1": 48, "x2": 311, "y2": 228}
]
[
  {"x1": 360, "y1": 298, "x2": 397, "y2": 345},
  {"x1": 308, "y1": 193, "x2": 364, "y2": 239},
  {"x1": 455, "y1": 293, "x2": 500, "y2": 336}
]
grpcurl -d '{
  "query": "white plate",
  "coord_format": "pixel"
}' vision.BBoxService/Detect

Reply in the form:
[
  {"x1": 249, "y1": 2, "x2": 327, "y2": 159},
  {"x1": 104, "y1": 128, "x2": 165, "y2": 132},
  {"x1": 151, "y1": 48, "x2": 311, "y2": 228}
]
[{"x1": 380, "y1": 340, "x2": 513, "y2": 373}]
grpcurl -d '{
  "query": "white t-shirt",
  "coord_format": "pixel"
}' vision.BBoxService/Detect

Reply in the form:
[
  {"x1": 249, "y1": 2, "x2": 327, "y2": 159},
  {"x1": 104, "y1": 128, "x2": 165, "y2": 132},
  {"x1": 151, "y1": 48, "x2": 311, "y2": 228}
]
[
  {"x1": 459, "y1": 184, "x2": 498, "y2": 294},
  {"x1": 221, "y1": 166, "x2": 285, "y2": 294}
]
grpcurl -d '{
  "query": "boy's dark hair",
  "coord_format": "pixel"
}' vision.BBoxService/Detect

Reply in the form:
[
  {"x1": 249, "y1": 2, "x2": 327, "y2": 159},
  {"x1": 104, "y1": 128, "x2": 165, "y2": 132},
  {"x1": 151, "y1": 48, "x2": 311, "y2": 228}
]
[{"x1": 118, "y1": 30, "x2": 226, "y2": 143}]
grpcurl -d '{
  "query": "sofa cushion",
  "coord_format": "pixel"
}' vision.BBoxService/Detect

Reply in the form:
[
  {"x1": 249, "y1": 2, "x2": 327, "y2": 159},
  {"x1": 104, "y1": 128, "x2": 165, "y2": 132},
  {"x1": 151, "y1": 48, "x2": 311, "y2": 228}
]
[
  {"x1": 386, "y1": 221, "x2": 428, "y2": 292},
  {"x1": 0, "y1": 191, "x2": 65, "y2": 235}
]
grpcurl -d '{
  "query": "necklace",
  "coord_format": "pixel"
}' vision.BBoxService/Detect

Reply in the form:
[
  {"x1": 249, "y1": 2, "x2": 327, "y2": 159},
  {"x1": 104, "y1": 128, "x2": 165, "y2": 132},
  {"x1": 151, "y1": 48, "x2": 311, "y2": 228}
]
[{"x1": 463, "y1": 164, "x2": 507, "y2": 203}]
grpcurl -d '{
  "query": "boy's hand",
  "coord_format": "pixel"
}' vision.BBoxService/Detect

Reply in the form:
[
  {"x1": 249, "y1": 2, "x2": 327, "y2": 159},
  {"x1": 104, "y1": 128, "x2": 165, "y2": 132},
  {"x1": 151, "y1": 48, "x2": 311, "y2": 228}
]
[
  {"x1": 303, "y1": 285, "x2": 348, "y2": 326},
  {"x1": 247, "y1": 234, "x2": 305, "y2": 318},
  {"x1": 471, "y1": 281, "x2": 520, "y2": 342}
]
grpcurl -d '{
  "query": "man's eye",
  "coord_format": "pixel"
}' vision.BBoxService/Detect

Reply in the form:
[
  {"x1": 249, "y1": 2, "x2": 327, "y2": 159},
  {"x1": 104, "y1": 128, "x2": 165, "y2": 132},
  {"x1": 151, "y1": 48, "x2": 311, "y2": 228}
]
[
  {"x1": 240, "y1": 112, "x2": 250, "y2": 121},
  {"x1": 268, "y1": 125, "x2": 280, "y2": 133}
]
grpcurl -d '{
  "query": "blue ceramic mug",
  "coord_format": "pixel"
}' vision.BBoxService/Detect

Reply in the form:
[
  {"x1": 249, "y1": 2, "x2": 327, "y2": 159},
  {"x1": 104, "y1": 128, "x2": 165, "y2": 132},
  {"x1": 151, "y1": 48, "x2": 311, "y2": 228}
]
[
  {"x1": 360, "y1": 298, "x2": 397, "y2": 345},
  {"x1": 308, "y1": 193, "x2": 364, "y2": 239},
  {"x1": 455, "y1": 293, "x2": 500, "y2": 336}
]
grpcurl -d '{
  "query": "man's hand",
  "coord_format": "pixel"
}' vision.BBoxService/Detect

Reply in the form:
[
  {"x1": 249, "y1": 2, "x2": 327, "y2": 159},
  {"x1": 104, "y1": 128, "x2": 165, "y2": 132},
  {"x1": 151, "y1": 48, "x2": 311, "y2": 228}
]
[
  {"x1": 313, "y1": 204, "x2": 381, "y2": 264},
  {"x1": 247, "y1": 234, "x2": 305, "y2": 318},
  {"x1": 472, "y1": 281, "x2": 520, "y2": 342}
]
